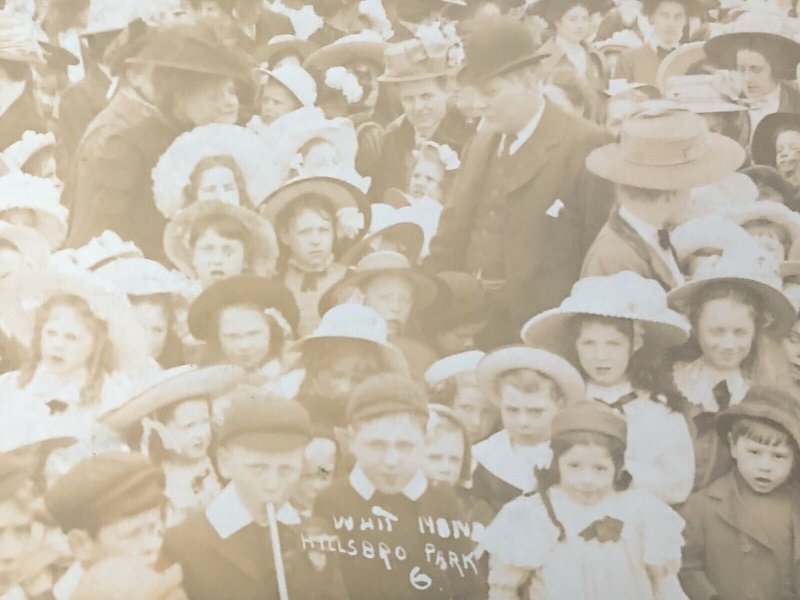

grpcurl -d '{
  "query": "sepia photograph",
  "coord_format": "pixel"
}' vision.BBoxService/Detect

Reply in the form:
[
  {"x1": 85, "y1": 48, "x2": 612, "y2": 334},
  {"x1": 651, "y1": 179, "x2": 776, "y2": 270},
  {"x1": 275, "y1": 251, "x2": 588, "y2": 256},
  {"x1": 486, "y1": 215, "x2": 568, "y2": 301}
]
[{"x1": 0, "y1": 0, "x2": 796, "y2": 598}]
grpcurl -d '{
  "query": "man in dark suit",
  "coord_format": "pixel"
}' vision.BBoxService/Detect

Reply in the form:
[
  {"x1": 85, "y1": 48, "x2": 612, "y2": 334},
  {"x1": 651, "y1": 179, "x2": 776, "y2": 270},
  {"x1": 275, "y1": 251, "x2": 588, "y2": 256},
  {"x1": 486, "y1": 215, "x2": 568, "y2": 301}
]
[
  {"x1": 163, "y1": 390, "x2": 341, "y2": 600},
  {"x1": 425, "y1": 17, "x2": 613, "y2": 349}
]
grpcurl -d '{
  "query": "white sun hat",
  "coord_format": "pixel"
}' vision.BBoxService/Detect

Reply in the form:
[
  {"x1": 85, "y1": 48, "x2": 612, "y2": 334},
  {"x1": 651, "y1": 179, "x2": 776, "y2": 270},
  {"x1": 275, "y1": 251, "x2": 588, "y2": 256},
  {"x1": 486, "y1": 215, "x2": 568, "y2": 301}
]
[
  {"x1": 0, "y1": 171, "x2": 67, "y2": 250},
  {"x1": 93, "y1": 257, "x2": 191, "y2": 298},
  {"x1": 671, "y1": 215, "x2": 760, "y2": 265},
  {"x1": 151, "y1": 124, "x2": 283, "y2": 219},
  {"x1": 257, "y1": 63, "x2": 318, "y2": 107},
  {"x1": 424, "y1": 350, "x2": 486, "y2": 389},
  {"x1": 728, "y1": 200, "x2": 800, "y2": 249}
]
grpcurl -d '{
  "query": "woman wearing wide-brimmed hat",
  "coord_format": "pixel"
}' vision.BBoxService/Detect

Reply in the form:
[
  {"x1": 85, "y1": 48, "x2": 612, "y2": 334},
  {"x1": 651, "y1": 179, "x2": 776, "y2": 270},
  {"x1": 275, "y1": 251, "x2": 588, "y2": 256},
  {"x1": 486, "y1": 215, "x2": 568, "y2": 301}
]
[
  {"x1": 751, "y1": 111, "x2": 800, "y2": 190},
  {"x1": 152, "y1": 123, "x2": 283, "y2": 219},
  {"x1": 703, "y1": 8, "x2": 800, "y2": 135},
  {"x1": 668, "y1": 247, "x2": 794, "y2": 490},
  {"x1": 728, "y1": 199, "x2": 800, "y2": 271},
  {"x1": 521, "y1": 270, "x2": 695, "y2": 504},
  {"x1": 65, "y1": 23, "x2": 256, "y2": 261},
  {"x1": 259, "y1": 175, "x2": 369, "y2": 337},
  {"x1": 99, "y1": 364, "x2": 244, "y2": 526}
]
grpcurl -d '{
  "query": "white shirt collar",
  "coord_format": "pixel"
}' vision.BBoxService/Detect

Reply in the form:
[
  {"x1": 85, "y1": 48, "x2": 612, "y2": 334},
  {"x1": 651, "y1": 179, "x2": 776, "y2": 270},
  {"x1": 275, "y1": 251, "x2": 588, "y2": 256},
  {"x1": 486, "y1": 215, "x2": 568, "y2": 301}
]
[
  {"x1": 587, "y1": 380, "x2": 635, "y2": 405},
  {"x1": 206, "y1": 484, "x2": 301, "y2": 540},
  {"x1": 555, "y1": 36, "x2": 587, "y2": 74},
  {"x1": 472, "y1": 430, "x2": 551, "y2": 493},
  {"x1": 618, "y1": 206, "x2": 685, "y2": 284},
  {"x1": 349, "y1": 464, "x2": 428, "y2": 501},
  {"x1": 508, "y1": 100, "x2": 546, "y2": 156}
]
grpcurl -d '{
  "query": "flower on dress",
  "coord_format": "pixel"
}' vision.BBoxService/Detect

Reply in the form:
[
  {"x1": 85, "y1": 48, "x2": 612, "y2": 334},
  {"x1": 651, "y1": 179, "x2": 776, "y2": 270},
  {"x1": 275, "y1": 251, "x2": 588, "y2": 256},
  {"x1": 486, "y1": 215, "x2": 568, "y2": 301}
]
[{"x1": 579, "y1": 516, "x2": 624, "y2": 543}]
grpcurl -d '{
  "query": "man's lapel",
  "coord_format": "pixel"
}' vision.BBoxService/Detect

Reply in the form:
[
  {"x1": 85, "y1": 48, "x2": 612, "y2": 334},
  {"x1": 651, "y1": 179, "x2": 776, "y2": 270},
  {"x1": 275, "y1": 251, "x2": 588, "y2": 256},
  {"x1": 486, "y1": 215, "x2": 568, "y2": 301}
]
[
  {"x1": 607, "y1": 209, "x2": 678, "y2": 289},
  {"x1": 503, "y1": 101, "x2": 564, "y2": 194},
  {"x1": 712, "y1": 476, "x2": 774, "y2": 552}
]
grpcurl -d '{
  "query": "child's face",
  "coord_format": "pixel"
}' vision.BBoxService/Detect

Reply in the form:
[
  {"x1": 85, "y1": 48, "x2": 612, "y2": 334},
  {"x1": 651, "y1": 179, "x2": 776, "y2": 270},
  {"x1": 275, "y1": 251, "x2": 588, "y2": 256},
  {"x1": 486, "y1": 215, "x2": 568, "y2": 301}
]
[
  {"x1": 730, "y1": 435, "x2": 794, "y2": 494},
  {"x1": 350, "y1": 413, "x2": 425, "y2": 495},
  {"x1": 217, "y1": 305, "x2": 272, "y2": 370},
  {"x1": 743, "y1": 222, "x2": 787, "y2": 268},
  {"x1": 362, "y1": 275, "x2": 415, "y2": 337},
  {"x1": 191, "y1": 228, "x2": 246, "y2": 289},
  {"x1": 498, "y1": 372, "x2": 560, "y2": 445},
  {"x1": 40, "y1": 304, "x2": 95, "y2": 378},
  {"x1": 293, "y1": 438, "x2": 337, "y2": 510},
  {"x1": 451, "y1": 382, "x2": 497, "y2": 443},
  {"x1": 423, "y1": 427, "x2": 464, "y2": 488},
  {"x1": 575, "y1": 321, "x2": 631, "y2": 387},
  {"x1": 164, "y1": 399, "x2": 212, "y2": 461},
  {"x1": 313, "y1": 348, "x2": 376, "y2": 404},
  {"x1": 0, "y1": 498, "x2": 35, "y2": 583},
  {"x1": 302, "y1": 140, "x2": 340, "y2": 177},
  {"x1": 776, "y1": 129, "x2": 800, "y2": 186},
  {"x1": 784, "y1": 317, "x2": 800, "y2": 384},
  {"x1": 408, "y1": 158, "x2": 445, "y2": 202},
  {"x1": 435, "y1": 320, "x2": 484, "y2": 355},
  {"x1": 260, "y1": 80, "x2": 301, "y2": 125},
  {"x1": 94, "y1": 506, "x2": 165, "y2": 567},
  {"x1": 179, "y1": 76, "x2": 239, "y2": 127},
  {"x1": 557, "y1": 443, "x2": 616, "y2": 505},
  {"x1": 219, "y1": 443, "x2": 305, "y2": 508},
  {"x1": 556, "y1": 5, "x2": 591, "y2": 44},
  {"x1": 696, "y1": 297, "x2": 756, "y2": 372},
  {"x1": 281, "y1": 208, "x2": 334, "y2": 271},
  {"x1": 132, "y1": 300, "x2": 169, "y2": 360},
  {"x1": 0, "y1": 208, "x2": 36, "y2": 229},
  {"x1": 0, "y1": 246, "x2": 22, "y2": 281},
  {"x1": 196, "y1": 166, "x2": 240, "y2": 207}
]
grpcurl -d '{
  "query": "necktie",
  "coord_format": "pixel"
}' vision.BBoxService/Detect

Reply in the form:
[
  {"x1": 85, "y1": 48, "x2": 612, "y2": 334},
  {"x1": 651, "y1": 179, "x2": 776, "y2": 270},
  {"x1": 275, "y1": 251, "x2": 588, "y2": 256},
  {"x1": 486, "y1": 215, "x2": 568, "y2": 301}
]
[
  {"x1": 608, "y1": 391, "x2": 638, "y2": 413},
  {"x1": 658, "y1": 228, "x2": 681, "y2": 265},
  {"x1": 712, "y1": 380, "x2": 732, "y2": 412}
]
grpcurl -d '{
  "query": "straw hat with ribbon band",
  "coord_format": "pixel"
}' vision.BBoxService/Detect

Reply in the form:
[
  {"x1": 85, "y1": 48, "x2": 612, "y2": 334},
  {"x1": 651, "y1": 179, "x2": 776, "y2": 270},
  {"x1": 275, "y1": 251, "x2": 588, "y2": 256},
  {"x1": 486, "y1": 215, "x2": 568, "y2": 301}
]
[
  {"x1": 93, "y1": 257, "x2": 191, "y2": 298},
  {"x1": 728, "y1": 200, "x2": 800, "y2": 249},
  {"x1": 295, "y1": 304, "x2": 409, "y2": 375},
  {"x1": 671, "y1": 215, "x2": 760, "y2": 266},
  {"x1": 704, "y1": 10, "x2": 800, "y2": 80},
  {"x1": 667, "y1": 250, "x2": 796, "y2": 336},
  {"x1": 716, "y1": 384, "x2": 800, "y2": 451},
  {"x1": 152, "y1": 123, "x2": 283, "y2": 219},
  {"x1": 254, "y1": 35, "x2": 319, "y2": 68},
  {"x1": 99, "y1": 364, "x2": 245, "y2": 432},
  {"x1": 0, "y1": 172, "x2": 68, "y2": 250},
  {"x1": 318, "y1": 250, "x2": 439, "y2": 316},
  {"x1": 476, "y1": 345, "x2": 587, "y2": 407},
  {"x1": 0, "y1": 223, "x2": 50, "y2": 269},
  {"x1": 125, "y1": 24, "x2": 255, "y2": 85},
  {"x1": 163, "y1": 200, "x2": 279, "y2": 280},
  {"x1": 62, "y1": 230, "x2": 142, "y2": 272},
  {"x1": 521, "y1": 271, "x2": 691, "y2": 357},
  {"x1": 378, "y1": 37, "x2": 452, "y2": 83},
  {"x1": 339, "y1": 203, "x2": 425, "y2": 267},
  {"x1": 256, "y1": 63, "x2": 318, "y2": 108},
  {"x1": 424, "y1": 350, "x2": 485, "y2": 389},
  {"x1": 0, "y1": 12, "x2": 46, "y2": 65},
  {"x1": 457, "y1": 17, "x2": 549, "y2": 85},
  {"x1": 0, "y1": 266, "x2": 149, "y2": 377},
  {"x1": 304, "y1": 31, "x2": 387, "y2": 74},
  {"x1": 751, "y1": 112, "x2": 800, "y2": 168},
  {"x1": 660, "y1": 74, "x2": 747, "y2": 114},
  {"x1": 258, "y1": 176, "x2": 370, "y2": 241},
  {"x1": 188, "y1": 275, "x2": 299, "y2": 342},
  {"x1": 585, "y1": 106, "x2": 746, "y2": 190}
]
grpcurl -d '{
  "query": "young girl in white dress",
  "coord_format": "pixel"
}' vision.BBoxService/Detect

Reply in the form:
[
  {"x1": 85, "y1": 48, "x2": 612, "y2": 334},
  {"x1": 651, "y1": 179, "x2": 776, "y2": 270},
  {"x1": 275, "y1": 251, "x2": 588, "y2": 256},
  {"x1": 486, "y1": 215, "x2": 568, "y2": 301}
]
[
  {"x1": 479, "y1": 402, "x2": 688, "y2": 600},
  {"x1": 522, "y1": 271, "x2": 695, "y2": 505}
]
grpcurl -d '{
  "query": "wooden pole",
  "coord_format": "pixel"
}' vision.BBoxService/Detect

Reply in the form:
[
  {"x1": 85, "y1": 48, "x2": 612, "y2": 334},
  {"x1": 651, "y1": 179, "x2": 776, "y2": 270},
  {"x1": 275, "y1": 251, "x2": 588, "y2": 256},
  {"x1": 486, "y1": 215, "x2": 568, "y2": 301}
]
[{"x1": 266, "y1": 502, "x2": 289, "y2": 600}]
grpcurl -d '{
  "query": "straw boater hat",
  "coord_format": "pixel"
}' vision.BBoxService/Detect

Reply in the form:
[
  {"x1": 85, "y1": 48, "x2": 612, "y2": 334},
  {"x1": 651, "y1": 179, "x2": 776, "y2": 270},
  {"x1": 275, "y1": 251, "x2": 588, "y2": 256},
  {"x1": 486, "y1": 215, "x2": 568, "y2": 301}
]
[
  {"x1": 187, "y1": 274, "x2": 299, "y2": 341},
  {"x1": 0, "y1": 266, "x2": 149, "y2": 376},
  {"x1": 339, "y1": 203, "x2": 425, "y2": 267},
  {"x1": 163, "y1": 200, "x2": 279, "y2": 280},
  {"x1": 304, "y1": 31, "x2": 386, "y2": 74},
  {"x1": 585, "y1": 107, "x2": 745, "y2": 190},
  {"x1": 668, "y1": 249, "x2": 796, "y2": 335},
  {"x1": 99, "y1": 364, "x2": 245, "y2": 432},
  {"x1": 704, "y1": 9, "x2": 800, "y2": 80},
  {"x1": 378, "y1": 37, "x2": 452, "y2": 83},
  {"x1": 0, "y1": 223, "x2": 50, "y2": 269},
  {"x1": 93, "y1": 257, "x2": 190, "y2": 298},
  {"x1": 295, "y1": 304, "x2": 409, "y2": 375},
  {"x1": 256, "y1": 63, "x2": 318, "y2": 107},
  {"x1": 258, "y1": 176, "x2": 370, "y2": 236},
  {"x1": 0, "y1": 172, "x2": 68, "y2": 250},
  {"x1": 521, "y1": 271, "x2": 691, "y2": 355},
  {"x1": 152, "y1": 124, "x2": 283, "y2": 219},
  {"x1": 318, "y1": 250, "x2": 439, "y2": 315},
  {"x1": 728, "y1": 200, "x2": 800, "y2": 248},
  {"x1": 671, "y1": 215, "x2": 760, "y2": 267},
  {"x1": 424, "y1": 350, "x2": 485, "y2": 389},
  {"x1": 751, "y1": 112, "x2": 800, "y2": 167},
  {"x1": 476, "y1": 345, "x2": 586, "y2": 406}
]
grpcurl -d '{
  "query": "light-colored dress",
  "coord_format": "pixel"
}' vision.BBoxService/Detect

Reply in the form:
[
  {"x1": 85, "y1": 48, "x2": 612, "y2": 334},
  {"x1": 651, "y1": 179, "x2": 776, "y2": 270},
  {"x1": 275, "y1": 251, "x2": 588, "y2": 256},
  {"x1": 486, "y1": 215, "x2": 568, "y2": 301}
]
[
  {"x1": 588, "y1": 381, "x2": 695, "y2": 505},
  {"x1": 479, "y1": 487, "x2": 688, "y2": 600}
]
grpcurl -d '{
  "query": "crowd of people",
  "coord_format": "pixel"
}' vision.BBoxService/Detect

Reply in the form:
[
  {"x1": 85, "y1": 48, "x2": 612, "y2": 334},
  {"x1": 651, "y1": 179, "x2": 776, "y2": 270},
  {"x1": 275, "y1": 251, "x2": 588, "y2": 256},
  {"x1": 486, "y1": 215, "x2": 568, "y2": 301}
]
[{"x1": 1, "y1": 0, "x2": 800, "y2": 598}]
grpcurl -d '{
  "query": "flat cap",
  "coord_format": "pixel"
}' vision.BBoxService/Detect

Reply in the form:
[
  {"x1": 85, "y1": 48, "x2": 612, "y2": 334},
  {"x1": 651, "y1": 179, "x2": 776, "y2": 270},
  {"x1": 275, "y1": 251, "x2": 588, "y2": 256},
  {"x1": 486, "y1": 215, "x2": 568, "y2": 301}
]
[
  {"x1": 45, "y1": 453, "x2": 165, "y2": 533},
  {"x1": 346, "y1": 373, "x2": 428, "y2": 425},
  {"x1": 717, "y1": 384, "x2": 800, "y2": 450},
  {"x1": 219, "y1": 386, "x2": 312, "y2": 451},
  {"x1": 552, "y1": 402, "x2": 628, "y2": 445}
]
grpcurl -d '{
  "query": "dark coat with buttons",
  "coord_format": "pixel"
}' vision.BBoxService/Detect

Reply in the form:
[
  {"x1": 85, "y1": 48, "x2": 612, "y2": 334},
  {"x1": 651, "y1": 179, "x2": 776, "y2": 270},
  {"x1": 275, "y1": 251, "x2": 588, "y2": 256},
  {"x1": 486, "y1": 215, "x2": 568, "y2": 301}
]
[{"x1": 679, "y1": 472, "x2": 800, "y2": 600}]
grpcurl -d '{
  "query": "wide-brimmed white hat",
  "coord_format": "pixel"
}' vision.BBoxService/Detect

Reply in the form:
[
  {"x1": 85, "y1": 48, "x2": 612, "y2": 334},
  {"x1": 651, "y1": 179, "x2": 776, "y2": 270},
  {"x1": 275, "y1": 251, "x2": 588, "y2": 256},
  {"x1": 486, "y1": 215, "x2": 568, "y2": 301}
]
[
  {"x1": 296, "y1": 304, "x2": 409, "y2": 375},
  {"x1": 668, "y1": 249, "x2": 796, "y2": 335},
  {"x1": 688, "y1": 171, "x2": 759, "y2": 218},
  {"x1": 0, "y1": 223, "x2": 50, "y2": 268},
  {"x1": 163, "y1": 200, "x2": 279, "y2": 280},
  {"x1": 93, "y1": 257, "x2": 191, "y2": 298},
  {"x1": 0, "y1": 265, "x2": 149, "y2": 377},
  {"x1": 728, "y1": 201, "x2": 800, "y2": 248},
  {"x1": 151, "y1": 124, "x2": 283, "y2": 219},
  {"x1": 304, "y1": 31, "x2": 386, "y2": 73},
  {"x1": 586, "y1": 106, "x2": 745, "y2": 190},
  {"x1": 671, "y1": 215, "x2": 760, "y2": 265},
  {"x1": 319, "y1": 250, "x2": 439, "y2": 315},
  {"x1": 256, "y1": 63, "x2": 317, "y2": 107},
  {"x1": 476, "y1": 346, "x2": 586, "y2": 406},
  {"x1": 521, "y1": 271, "x2": 690, "y2": 353},
  {"x1": 53, "y1": 230, "x2": 142, "y2": 273},
  {"x1": 0, "y1": 172, "x2": 67, "y2": 250},
  {"x1": 424, "y1": 350, "x2": 485, "y2": 389}
]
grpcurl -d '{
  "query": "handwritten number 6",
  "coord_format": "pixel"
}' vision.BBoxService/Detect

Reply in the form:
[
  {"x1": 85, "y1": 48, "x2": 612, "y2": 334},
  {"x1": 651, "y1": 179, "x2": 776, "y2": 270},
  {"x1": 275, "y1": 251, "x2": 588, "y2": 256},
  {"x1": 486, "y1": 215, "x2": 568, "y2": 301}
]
[{"x1": 410, "y1": 567, "x2": 432, "y2": 591}]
